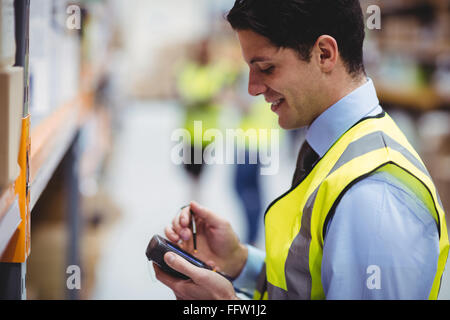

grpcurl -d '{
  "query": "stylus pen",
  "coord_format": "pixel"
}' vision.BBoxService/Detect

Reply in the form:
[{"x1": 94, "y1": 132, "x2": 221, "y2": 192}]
[
  {"x1": 191, "y1": 209, "x2": 198, "y2": 253},
  {"x1": 181, "y1": 205, "x2": 197, "y2": 253}
]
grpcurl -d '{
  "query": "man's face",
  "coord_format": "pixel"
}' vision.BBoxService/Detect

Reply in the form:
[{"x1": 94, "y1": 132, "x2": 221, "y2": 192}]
[{"x1": 237, "y1": 30, "x2": 322, "y2": 129}]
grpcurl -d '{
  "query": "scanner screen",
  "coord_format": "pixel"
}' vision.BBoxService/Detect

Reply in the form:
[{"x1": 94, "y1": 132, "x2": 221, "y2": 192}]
[{"x1": 166, "y1": 242, "x2": 205, "y2": 266}]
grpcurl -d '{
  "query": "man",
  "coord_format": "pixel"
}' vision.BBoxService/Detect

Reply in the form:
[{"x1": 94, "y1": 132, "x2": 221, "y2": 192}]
[
  {"x1": 176, "y1": 38, "x2": 231, "y2": 197},
  {"x1": 155, "y1": 0, "x2": 449, "y2": 300}
]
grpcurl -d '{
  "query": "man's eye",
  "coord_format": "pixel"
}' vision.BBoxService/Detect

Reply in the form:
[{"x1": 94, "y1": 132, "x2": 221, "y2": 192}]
[{"x1": 261, "y1": 66, "x2": 274, "y2": 74}]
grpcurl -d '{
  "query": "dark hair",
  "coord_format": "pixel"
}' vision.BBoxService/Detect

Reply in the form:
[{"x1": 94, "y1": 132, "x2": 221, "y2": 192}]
[{"x1": 227, "y1": 0, "x2": 366, "y2": 76}]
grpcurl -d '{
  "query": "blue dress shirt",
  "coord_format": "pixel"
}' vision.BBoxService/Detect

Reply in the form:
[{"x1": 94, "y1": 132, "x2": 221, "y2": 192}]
[{"x1": 233, "y1": 78, "x2": 440, "y2": 299}]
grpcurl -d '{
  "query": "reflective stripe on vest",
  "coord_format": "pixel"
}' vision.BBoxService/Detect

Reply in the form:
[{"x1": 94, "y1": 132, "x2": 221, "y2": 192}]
[{"x1": 254, "y1": 112, "x2": 449, "y2": 300}]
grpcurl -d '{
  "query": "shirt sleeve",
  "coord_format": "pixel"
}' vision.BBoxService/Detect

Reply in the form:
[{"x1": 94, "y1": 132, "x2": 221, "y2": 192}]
[
  {"x1": 321, "y1": 171, "x2": 440, "y2": 300},
  {"x1": 233, "y1": 245, "x2": 266, "y2": 298}
]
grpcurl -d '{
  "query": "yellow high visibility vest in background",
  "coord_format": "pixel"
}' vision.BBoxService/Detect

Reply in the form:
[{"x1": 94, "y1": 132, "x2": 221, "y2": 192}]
[
  {"x1": 177, "y1": 61, "x2": 236, "y2": 147},
  {"x1": 254, "y1": 112, "x2": 449, "y2": 300},
  {"x1": 238, "y1": 97, "x2": 282, "y2": 150}
]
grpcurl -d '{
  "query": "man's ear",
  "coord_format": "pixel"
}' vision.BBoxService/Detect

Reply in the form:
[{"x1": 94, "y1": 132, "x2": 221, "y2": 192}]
[{"x1": 314, "y1": 35, "x2": 338, "y2": 73}]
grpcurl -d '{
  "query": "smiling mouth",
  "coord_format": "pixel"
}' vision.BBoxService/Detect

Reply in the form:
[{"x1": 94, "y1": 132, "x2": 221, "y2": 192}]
[{"x1": 271, "y1": 98, "x2": 285, "y2": 112}]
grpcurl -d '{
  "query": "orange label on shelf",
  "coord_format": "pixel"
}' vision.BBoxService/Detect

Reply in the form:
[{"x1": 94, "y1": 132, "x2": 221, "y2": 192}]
[{"x1": 1, "y1": 115, "x2": 30, "y2": 262}]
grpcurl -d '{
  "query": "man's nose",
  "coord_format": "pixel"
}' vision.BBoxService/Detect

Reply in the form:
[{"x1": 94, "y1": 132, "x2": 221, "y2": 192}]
[{"x1": 248, "y1": 71, "x2": 267, "y2": 96}]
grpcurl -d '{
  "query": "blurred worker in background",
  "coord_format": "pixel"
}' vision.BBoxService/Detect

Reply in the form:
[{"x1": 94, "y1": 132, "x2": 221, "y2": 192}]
[
  {"x1": 233, "y1": 93, "x2": 280, "y2": 246},
  {"x1": 156, "y1": 0, "x2": 449, "y2": 300},
  {"x1": 176, "y1": 38, "x2": 234, "y2": 200}
]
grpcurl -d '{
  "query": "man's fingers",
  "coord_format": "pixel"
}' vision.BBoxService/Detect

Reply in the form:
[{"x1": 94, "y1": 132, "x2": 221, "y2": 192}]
[
  {"x1": 153, "y1": 263, "x2": 191, "y2": 299},
  {"x1": 153, "y1": 263, "x2": 177, "y2": 287},
  {"x1": 189, "y1": 201, "x2": 222, "y2": 226},
  {"x1": 165, "y1": 225, "x2": 180, "y2": 242},
  {"x1": 172, "y1": 214, "x2": 182, "y2": 234},
  {"x1": 171, "y1": 214, "x2": 191, "y2": 241},
  {"x1": 180, "y1": 227, "x2": 192, "y2": 242},
  {"x1": 164, "y1": 252, "x2": 204, "y2": 283},
  {"x1": 179, "y1": 206, "x2": 191, "y2": 228},
  {"x1": 157, "y1": 254, "x2": 237, "y2": 300}
]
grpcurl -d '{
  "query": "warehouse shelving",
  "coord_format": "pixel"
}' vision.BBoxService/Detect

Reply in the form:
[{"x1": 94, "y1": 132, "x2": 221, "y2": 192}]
[
  {"x1": 29, "y1": 92, "x2": 94, "y2": 211},
  {"x1": 0, "y1": 88, "x2": 96, "y2": 298},
  {"x1": 361, "y1": 0, "x2": 450, "y2": 111},
  {"x1": 0, "y1": 0, "x2": 107, "y2": 299},
  {"x1": 0, "y1": 86, "x2": 94, "y2": 253},
  {"x1": 375, "y1": 80, "x2": 449, "y2": 110}
]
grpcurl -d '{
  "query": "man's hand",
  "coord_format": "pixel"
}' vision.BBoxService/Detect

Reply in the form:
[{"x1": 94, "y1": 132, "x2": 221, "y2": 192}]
[
  {"x1": 154, "y1": 252, "x2": 239, "y2": 300},
  {"x1": 165, "y1": 201, "x2": 248, "y2": 279}
]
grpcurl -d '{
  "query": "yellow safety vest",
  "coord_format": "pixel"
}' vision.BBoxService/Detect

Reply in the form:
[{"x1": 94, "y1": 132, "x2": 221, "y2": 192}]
[
  {"x1": 177, "y1": 62, "x2": 230, "y2": 106},
  {"x1": 177, "y1": 62, "x2": 237, "y2": 147},
  {"x1": 239, "y1": 97, "x2": 281, "y2": 150},
  {"x1": 254, "y1": 112, "x2": 449, "y2": 300}
]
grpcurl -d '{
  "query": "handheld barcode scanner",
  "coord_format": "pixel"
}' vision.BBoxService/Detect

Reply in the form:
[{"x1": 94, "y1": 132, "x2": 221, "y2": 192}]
[{"x1": 146, "y1": 235, "x2": 225, "y2": 280}]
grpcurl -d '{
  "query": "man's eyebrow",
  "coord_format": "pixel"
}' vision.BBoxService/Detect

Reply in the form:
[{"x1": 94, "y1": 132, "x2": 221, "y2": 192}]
[{"x1": 250, "y1": 56, "x2": 270, "y2": 64}]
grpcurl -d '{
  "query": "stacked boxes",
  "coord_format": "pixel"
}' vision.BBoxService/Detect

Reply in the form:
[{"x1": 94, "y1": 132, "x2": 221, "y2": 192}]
[
  {"x1": 29, "y1": 0, "x2": 80, "y2": 124},
  {"x1": 0, "y1": 0, "x2": 15, "y2": 67},
  {"x1": 28, "y1": 0, "x2": 51, "y2": 120},
  {"x1": 0, "y1": 0, "x2": 23, "y2": 189},
  {"x1": 0, "y1": 67, "x2": 23, "y2": 188}
]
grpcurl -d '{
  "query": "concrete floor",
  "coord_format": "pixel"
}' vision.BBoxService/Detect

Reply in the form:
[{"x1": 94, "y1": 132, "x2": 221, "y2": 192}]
[{"x1": 90, "y1": 100, "x2": 450, "y2": 300}]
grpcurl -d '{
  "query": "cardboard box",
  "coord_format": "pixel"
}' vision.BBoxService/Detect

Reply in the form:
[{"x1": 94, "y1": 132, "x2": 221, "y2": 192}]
[
  {"x1": 26, "y1": 222, "x2": 67, "y2": 300},
  {"x1": 27, "y1": 191, "x2": 122, "y2": 300},
  {"x1": 0, "y1": 0, "x2": 16, "y2": 68},
  {"x1": 29, "y1": 0, "x2": 52, "y2": 118},
  {"x1": 0, "y1": 66, "x2": 23, "y2": 189},
  {"x1": 79, "y1": 192, "x2": 122, "y2": 299}
]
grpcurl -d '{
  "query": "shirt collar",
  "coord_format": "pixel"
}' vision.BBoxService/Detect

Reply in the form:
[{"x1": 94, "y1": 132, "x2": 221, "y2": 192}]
[{"x1": 306, "y1": 78, "x2": 381, "y2": 157}]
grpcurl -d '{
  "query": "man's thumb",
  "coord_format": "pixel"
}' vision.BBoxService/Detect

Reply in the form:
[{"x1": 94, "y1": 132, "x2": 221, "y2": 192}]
[{"x1": 164, "y1": 252, "x2": 202, "y2": 281}]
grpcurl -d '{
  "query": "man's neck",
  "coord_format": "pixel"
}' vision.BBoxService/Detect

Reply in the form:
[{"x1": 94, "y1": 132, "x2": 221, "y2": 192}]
[
  {"x1": 322, "y1": 73, "x2": 367, "y2": 114},
  {"x1": 308, "y1": 72, "x2": 367, "y2": 127}
]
